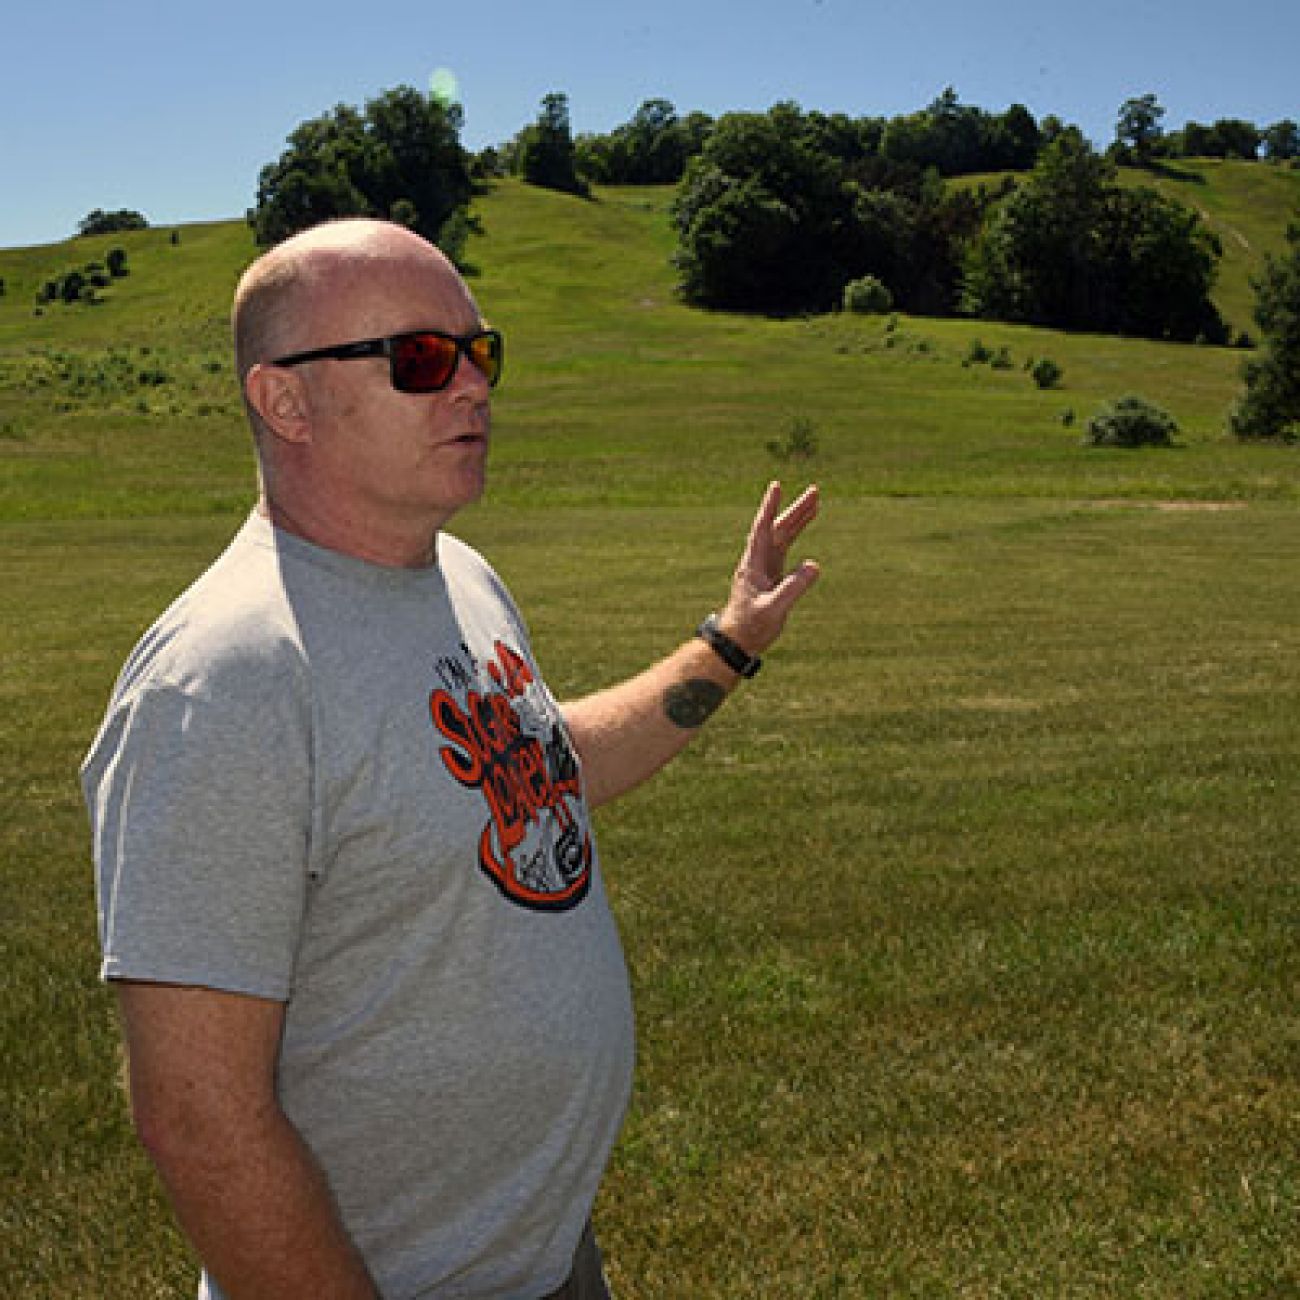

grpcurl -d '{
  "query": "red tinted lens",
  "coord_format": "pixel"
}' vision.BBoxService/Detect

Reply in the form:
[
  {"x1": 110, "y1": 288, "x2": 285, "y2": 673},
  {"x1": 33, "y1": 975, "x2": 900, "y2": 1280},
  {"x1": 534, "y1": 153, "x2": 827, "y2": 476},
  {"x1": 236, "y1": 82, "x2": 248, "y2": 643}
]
[
  {"x1": 466, "y1": 332, "x2": 503, "y2": 386},
  {"x1": 390, "y1": 334, "x2": 460, "y2": 392}
]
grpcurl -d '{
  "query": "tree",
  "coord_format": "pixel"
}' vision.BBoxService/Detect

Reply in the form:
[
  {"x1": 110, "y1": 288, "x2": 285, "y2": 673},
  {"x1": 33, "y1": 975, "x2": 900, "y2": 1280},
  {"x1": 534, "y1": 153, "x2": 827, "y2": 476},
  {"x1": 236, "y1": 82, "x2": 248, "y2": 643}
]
[
  {"x1": 671, "y1": 104, "x2": 858, "y2": 312},
  {"x1": 1115, "y1": 94, "x2": 1165, "y2": 164},
  {"x1": 879, "y1": 88, "x2": 1030, "y2": 176},
  {"x1": 59, "y1": 270, "x2": 86, "y2": 304},
  {"x1": 962, "y1": 130, "x2": 1114, "y2": 327},
  {"x1": 516, "y1": 93, "x2": 588, "y2": 196},
  {"x1": 671, "y1": 102, "x2": 982, "y2": 315},
  {"x1": 1101, "y1": 186, "x2": 1224, "y2": 340},
  {"x1": 1230, "y1": 219, "x2": 1300, "y2": 439},
  {"x1": 1177, "y1": 117, "x2": 1261, "y2": 159},
  {"x1": 1262, "y1": 120, "x2": 1300, "y2": 162},
  {"x1": 581, "y1": 99, "x2": 713, "y2": 185},
  {"x1": 78, "y1": 209, "x2": 148, "y2": 236},
  {"x1": 1209, "y1": 118, "x2": 1261, "y2": 159},
  {"x1": 982, "y1": 103, "x2": 1042, "y2": 171},
  {"x1": 962, "y1": 130, "x2": 1224, "y2": 340},
  {"x1": 248, "y1": 86, "x2": 473, "y2": 254}
]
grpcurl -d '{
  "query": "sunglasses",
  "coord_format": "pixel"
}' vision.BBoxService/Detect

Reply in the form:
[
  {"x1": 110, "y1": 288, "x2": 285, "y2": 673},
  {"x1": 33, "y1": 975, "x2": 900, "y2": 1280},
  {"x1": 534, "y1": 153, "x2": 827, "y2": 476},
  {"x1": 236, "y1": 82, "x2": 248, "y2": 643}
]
[{"x1": 271, "y1": 328, "x2": 504, "y2": 393}]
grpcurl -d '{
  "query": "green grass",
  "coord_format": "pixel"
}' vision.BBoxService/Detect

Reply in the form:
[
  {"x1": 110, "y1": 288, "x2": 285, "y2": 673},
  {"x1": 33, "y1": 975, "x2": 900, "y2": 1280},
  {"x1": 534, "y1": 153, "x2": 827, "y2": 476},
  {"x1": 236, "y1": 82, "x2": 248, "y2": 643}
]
[{"x1": 3, "y1": 177, "x2": 1299, "y2": 1297}]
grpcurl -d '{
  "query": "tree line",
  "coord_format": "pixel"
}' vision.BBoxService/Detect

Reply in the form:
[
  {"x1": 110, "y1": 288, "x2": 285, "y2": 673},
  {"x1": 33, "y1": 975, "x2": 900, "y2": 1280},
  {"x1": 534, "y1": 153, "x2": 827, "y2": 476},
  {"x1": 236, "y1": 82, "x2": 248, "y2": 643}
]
[{"x1": 78, "y1": 83, "x2": 1300, "y2": 439}]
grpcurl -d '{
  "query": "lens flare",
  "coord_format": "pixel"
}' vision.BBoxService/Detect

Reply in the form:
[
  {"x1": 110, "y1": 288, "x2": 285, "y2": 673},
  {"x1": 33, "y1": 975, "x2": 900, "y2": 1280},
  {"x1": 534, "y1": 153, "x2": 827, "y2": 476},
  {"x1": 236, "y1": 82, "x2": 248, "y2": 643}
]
[{"x1": 429, "y1": 67, "x2": 460, "y2": 107}]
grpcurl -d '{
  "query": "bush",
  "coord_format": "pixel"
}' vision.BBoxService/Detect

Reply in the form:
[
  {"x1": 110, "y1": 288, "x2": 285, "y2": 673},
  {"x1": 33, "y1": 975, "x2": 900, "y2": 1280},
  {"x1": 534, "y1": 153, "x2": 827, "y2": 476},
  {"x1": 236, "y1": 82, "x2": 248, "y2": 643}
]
[
  {"x1": 766, "y1": 416, "x2": 819, "y2": 462},
  {"x1": 842, "y1": 275, "x2": 893, "y2": 315},
  {"x1": 77, "y1": 208, "x2": 148, "y2": 236},
  {"x1": 1085, "y1": 394, "x2": 1178, "y2": 447},
  {"x1": 1031, "y1": 357, "x2": 1063, "y2": 388}
]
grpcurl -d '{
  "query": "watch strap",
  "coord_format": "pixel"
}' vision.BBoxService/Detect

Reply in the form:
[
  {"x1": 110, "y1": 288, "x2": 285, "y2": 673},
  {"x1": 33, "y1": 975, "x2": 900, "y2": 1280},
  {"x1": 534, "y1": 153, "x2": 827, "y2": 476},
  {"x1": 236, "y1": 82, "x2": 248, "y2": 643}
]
[{"x1": 695, "y1": 612, "x2": 762, "y2": 678}]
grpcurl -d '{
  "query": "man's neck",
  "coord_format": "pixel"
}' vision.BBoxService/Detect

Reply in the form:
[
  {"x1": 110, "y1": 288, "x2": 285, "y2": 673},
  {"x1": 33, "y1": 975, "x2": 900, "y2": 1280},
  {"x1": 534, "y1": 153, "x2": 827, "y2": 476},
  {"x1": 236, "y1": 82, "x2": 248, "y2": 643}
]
[{"x1": 257, "y1": 494, "x2": 441, "y2": 569}]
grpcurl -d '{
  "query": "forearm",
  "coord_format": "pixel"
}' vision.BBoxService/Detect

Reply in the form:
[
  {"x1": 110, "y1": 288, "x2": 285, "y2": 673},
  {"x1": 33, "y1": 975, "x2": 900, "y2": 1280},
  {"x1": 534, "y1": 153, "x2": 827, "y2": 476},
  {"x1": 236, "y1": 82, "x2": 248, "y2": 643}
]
[
  {"x1": 563, "y1": 632, "x2": 741, "y2": 808},
  {"x1": 140, "y1": 1098, "x2": 379, "y2": 1300},
  {"x1": 118, "y1": 982, "x2": 379, "y2": 1300},
  {"x1": 564, "y1": 481, "x2": 820, "y2": 809}
]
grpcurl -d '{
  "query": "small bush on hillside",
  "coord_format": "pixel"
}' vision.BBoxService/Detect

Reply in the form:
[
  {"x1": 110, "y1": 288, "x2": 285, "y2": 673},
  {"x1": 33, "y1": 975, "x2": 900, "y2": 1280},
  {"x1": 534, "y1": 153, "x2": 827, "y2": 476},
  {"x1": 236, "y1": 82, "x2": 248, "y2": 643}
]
[
  {"x1": 1032, "y1": 357, "x2": 1063, "y2": 389},
  {"x1": 842, "y1": 275, "x2": 893, "y2": 315},
  {"x1": 963, "y1": 339, "x2": 1014, "y2": 370},
  {"x1": 767, "y1": 416, "x2": 819, "y2": 462},
  {"x1": 1085, "y1": 394, "x2": 1178, "y2": 447}
]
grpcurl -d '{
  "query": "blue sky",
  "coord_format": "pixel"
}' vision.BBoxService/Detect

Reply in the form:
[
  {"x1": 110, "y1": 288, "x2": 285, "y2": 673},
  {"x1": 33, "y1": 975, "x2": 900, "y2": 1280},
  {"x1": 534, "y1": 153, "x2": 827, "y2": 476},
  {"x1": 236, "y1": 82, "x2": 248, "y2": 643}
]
[{"x1": 2, "y1": 0, "x2": 1296, "y2": 249}]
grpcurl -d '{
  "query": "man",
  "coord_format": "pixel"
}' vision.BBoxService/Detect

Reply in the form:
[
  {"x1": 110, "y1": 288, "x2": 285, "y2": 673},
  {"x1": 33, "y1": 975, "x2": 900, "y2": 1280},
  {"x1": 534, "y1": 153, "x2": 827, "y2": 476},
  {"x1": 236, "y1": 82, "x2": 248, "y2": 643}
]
[{"x1": 82, "y1": 218, "x2": 820, "y2": 1299}]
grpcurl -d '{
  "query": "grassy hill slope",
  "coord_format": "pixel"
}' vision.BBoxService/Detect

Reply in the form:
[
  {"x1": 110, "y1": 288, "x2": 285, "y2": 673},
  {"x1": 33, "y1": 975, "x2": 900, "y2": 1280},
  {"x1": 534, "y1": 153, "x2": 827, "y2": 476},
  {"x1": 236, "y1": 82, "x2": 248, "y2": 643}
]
[
  {"x1": 1118, "y1": 158, "x2": 1300, "y2": 335},
  {"x1": 2, "y1": 167, "x2": 1299, "y2": 524}
]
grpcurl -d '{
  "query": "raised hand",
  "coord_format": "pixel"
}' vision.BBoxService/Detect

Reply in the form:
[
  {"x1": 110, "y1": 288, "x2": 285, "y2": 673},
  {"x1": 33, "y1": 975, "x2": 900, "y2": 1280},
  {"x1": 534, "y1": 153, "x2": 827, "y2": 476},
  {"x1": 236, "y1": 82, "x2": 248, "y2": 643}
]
[{"x1": 719, "y1": 480, "x2": 821, "y2": 655}]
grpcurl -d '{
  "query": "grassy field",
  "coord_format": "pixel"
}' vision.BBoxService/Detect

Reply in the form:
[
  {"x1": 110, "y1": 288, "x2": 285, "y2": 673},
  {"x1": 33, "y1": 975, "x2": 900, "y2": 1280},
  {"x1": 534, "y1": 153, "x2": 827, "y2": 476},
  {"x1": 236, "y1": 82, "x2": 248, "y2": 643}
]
[{"x1": 3, "y1": 176, "x2": 1299, "y2": 1297}]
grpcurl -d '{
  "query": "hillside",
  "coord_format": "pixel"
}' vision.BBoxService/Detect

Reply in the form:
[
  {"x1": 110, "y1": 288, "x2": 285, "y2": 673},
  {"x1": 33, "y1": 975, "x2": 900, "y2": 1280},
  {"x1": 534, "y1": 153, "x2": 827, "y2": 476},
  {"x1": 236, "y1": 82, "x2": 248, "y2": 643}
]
[
  {"x1": 2, "y1": 168, "x2": 1298, "y2": 525},
  {"x1": 1118, "y1": 158, "x2": 1300, "y2": 335}
]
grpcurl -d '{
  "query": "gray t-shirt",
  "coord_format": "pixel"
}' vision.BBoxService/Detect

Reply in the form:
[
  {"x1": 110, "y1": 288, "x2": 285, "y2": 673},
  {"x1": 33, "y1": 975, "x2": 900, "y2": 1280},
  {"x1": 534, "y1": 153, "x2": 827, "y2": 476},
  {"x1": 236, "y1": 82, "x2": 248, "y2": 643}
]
[{"x1": 81, "y1": 513, "x2": 636, "y2": 1299}]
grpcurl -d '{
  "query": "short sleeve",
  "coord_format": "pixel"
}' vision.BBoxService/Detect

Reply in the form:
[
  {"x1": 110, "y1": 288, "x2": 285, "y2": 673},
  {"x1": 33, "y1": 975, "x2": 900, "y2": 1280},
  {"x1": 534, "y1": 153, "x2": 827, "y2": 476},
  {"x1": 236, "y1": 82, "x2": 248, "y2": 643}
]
[{"x1": 82, "y1": 670, "x2": 313, "y2": 1000}]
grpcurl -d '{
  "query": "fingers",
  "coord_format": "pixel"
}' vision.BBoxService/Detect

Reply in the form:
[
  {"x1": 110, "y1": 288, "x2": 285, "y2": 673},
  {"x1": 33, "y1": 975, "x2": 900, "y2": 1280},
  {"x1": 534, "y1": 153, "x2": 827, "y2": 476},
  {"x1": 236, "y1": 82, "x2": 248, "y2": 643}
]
[
  {"x1": 746, "y1": 481, "x2": 819, "y2": 566},
  {"x1": 724, "y1": 483, "x2": 821, "y2": 652},
  {"x1": 773, "y1": 483, "x2": 820, "y2": 548},
  {"x1": 770, "y1": 558, "x2": 822, "y2": 619}
]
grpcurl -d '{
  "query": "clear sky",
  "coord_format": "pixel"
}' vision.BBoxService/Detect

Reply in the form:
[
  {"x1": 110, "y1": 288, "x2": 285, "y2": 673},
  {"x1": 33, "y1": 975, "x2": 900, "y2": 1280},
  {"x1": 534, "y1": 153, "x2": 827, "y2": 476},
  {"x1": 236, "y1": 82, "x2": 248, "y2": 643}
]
[{"x1": 2, "y1": 0, "x2": 1295, "y2": 249}]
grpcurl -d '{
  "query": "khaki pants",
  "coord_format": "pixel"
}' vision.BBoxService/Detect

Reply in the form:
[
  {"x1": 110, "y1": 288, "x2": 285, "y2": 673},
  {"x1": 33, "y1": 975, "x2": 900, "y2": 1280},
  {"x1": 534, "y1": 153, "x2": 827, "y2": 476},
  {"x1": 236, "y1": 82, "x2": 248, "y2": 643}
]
[{"x1": 542, "y1": 1222, "x2": 612, "y2": 1300}]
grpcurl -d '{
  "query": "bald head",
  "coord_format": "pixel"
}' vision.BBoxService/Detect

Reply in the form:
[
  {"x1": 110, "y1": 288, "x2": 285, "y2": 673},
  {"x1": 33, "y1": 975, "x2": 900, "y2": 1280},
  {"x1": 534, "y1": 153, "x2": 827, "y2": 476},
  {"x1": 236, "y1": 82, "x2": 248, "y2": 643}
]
[{"x1": 232, "y1": 219, "x2": 468, "y2": 382}]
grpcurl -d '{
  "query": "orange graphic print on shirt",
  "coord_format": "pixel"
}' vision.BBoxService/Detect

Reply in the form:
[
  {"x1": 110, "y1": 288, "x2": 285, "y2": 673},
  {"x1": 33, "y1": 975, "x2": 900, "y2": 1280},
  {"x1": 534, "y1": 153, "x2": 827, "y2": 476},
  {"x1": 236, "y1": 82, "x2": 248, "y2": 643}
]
[{"x1": 429, "y1": 640, "x2": 592, "y2": 911}]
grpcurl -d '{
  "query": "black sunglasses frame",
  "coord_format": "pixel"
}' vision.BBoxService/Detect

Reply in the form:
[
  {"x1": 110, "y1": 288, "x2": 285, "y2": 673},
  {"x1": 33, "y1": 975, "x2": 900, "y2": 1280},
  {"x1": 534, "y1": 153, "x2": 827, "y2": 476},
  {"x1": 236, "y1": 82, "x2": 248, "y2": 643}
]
[{"x1": 271, "y1": 328, "x2": 504, "y2": 393}]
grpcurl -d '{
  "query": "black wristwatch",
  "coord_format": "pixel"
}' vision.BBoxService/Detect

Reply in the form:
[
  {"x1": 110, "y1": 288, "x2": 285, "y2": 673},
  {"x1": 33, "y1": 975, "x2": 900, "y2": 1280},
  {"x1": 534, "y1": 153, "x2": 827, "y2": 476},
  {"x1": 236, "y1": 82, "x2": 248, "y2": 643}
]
[{"x1": 695, "y1": 612, "x2": 762, "y2": 678}]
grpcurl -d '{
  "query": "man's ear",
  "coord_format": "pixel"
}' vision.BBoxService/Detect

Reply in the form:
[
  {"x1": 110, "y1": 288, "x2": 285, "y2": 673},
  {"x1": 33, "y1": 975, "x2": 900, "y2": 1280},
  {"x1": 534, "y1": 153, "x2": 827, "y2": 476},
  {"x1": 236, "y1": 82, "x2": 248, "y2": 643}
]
[{"x1": 244, "y1": 363, "x2": 312, "y2": 445}]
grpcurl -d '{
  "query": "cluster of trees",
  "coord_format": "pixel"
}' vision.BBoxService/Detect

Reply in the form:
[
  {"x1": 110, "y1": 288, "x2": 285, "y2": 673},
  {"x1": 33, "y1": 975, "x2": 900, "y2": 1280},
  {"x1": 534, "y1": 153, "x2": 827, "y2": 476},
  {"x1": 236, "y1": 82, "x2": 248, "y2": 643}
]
[
  {"x1": 1113, "y1": 95, "x2": 1300, "y2": 164},
  {"x1": 575, "y1": 99, "x2": 713, "y2": 185},
  {"x1": 248, "y1": 86, "x2": 475, "y2": 257},
  {"x1": 669, "y1": 101, "x2": 990, "y2": 316},
  {"x1": 78, "y1": 209, "x2": 148, "y2": 236},
  {"x1": 962, "y1": 133, "x2": 1225, "y2": 341},
  {"x1": 668, "y1": 103, "x2": 1225, "y2": 341}
]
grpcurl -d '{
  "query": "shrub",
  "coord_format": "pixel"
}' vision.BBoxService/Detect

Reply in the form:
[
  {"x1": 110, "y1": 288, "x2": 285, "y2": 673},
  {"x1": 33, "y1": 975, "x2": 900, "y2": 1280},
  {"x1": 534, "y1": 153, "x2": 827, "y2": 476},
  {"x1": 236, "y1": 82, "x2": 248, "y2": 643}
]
[
  {"x1": 842, "y1": 274, "x2": 893, "y2": 315},
  {"x1": 77, "y1": 208, "x2": 148, "y2": 236},
  {"x1": 766, "y1": 416, "x2": 819, "y2": 462},
  {"x1": 964, "y1": 338, "x2": 993, "y2": 366},
  {"x1": 59, "y1": 271, "x2": 86, "y2": 304},
  {"x1": 1032, "y1": 357, "x2": 1063, "y2": 389},
  {"x1": 1085, "y1": 394, "x2": 1178, "y2": 447}
]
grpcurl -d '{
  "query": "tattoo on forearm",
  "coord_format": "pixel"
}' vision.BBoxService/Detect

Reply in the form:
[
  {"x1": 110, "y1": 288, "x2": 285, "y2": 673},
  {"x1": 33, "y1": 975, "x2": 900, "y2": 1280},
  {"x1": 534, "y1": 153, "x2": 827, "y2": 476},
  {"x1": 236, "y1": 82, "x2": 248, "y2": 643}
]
[{"x1": 664, "y1": 678, "x2": 727, "y2": 729}]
